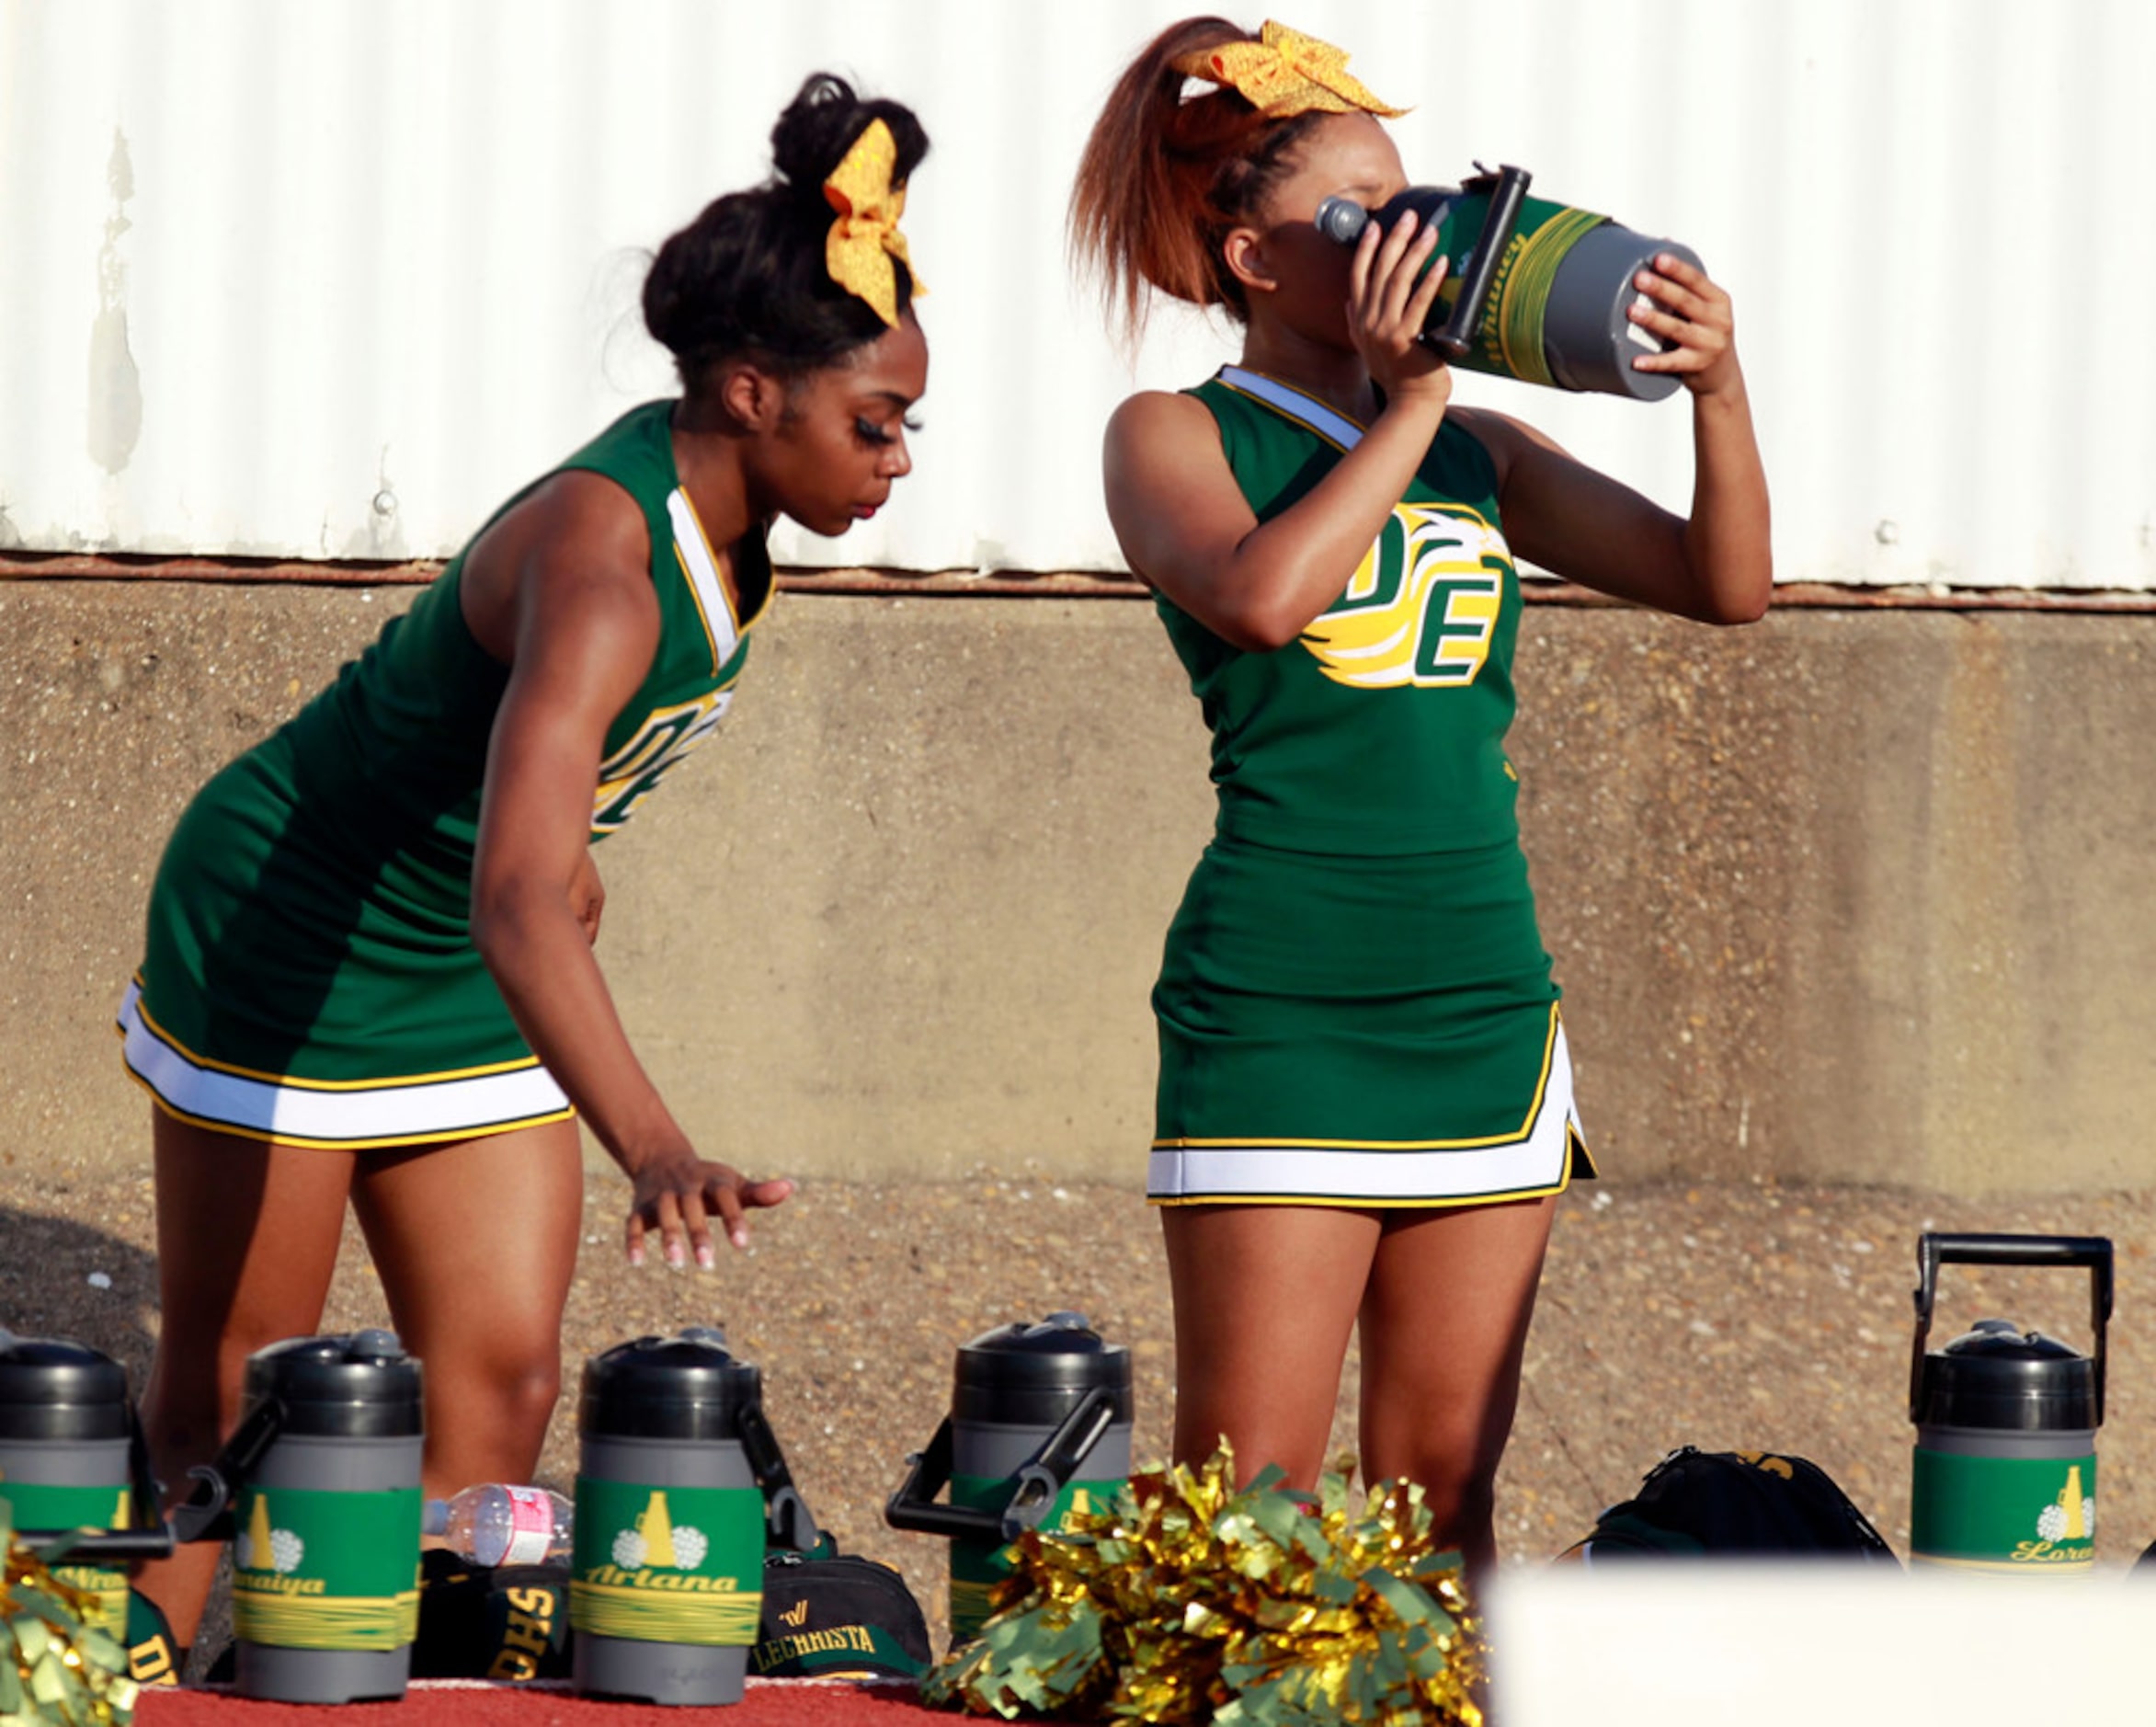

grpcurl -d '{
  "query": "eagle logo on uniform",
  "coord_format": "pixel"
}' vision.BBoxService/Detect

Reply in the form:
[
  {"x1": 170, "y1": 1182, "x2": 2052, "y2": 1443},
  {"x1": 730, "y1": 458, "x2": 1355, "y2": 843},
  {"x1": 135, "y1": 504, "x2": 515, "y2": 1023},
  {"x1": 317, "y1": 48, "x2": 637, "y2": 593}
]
[
  {"x1": 590, "y1": 690, "x2": 734, "y2": 835},
  {"x1": 1300, "y1": 502, "x2": 1511, "y2": 689}
]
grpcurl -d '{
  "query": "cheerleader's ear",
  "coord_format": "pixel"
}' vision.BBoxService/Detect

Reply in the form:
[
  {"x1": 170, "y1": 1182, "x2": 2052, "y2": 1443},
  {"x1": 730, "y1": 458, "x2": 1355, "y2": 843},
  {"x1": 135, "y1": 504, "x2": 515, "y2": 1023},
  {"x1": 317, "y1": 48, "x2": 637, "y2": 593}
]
[
  {"x1": 1222, "y1": 226, "x2": 1279, "y2": 301},
  {"x1": 715, "y1": 361, "x2": 791, "y2": 433}
]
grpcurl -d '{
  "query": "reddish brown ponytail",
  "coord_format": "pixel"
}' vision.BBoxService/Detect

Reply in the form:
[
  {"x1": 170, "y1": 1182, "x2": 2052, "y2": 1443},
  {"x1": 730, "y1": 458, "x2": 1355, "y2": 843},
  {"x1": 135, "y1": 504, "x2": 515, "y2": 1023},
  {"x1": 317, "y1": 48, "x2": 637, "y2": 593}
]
[{"x1": 1069, "y1": 16, "x2": 1328, "y2": 338}]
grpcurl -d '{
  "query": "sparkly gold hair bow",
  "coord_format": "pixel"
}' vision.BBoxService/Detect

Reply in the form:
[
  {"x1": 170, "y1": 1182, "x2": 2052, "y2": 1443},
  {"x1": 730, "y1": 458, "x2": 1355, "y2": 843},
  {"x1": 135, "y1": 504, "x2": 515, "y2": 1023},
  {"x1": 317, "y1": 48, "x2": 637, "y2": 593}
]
[
  {"x1": 823, "y1": 117, "x2": 924, "y2": 327},
  {"x1": 1170, "y1": 19, "x2": 1406, "y2": 120}
]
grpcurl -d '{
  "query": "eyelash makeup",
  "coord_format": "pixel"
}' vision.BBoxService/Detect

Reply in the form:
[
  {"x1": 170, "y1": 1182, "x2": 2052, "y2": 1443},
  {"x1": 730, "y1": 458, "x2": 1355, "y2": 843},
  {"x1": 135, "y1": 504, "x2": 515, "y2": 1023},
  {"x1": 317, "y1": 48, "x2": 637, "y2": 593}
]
[{"x1": 855, "y1": 415, "x2": 924, "y2": 446}]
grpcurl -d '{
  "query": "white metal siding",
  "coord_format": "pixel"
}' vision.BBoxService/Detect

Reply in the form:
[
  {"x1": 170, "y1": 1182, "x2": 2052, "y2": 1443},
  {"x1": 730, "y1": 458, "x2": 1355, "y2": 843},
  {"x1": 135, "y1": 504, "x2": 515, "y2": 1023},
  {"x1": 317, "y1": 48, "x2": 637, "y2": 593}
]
[{"x1": 3, "y1": 0, "x2": 2150, "y2": 588}]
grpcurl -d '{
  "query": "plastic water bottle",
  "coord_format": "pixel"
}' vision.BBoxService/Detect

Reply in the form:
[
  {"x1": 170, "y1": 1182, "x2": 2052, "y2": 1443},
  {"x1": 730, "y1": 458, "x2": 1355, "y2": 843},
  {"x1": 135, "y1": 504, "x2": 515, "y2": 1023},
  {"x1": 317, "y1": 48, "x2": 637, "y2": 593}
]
[{"x1": 422, "y1": 1484, "x2": 574, "y2": 1567}]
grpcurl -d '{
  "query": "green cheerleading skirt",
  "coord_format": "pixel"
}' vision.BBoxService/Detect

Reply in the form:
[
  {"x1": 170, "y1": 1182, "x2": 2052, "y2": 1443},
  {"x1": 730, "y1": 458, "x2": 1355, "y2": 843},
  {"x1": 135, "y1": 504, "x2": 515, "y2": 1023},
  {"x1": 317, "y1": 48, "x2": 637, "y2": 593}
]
[
  {"x1": 1148, "y1": 835, "x2": 1592, "y2": 1207},
  {"x1": 119, "y1": 737, "x2": 571, "y2": 1150}
]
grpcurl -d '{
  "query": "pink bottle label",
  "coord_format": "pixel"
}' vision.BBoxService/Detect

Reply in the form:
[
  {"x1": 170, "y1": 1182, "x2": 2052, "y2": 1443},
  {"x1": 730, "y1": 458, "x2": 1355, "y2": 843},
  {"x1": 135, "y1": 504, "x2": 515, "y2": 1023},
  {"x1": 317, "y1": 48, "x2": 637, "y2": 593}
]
[{"x1": 499, "y1": 1484, "x2": 555, "y2": 1566}]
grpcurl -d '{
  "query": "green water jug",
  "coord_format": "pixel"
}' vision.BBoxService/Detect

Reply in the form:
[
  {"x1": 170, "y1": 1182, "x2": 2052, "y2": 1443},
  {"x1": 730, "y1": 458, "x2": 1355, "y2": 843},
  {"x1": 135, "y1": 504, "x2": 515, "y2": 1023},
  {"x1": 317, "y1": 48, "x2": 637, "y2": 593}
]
[
  {"x1": 1909, "y1": 1233, "x2": 2111, "y2": 1574},
  {"x1": 0, "y1": 1332, "x2": 142, "y2": 1635},
  {"x1": 571, "y1": 1327, "x2": 813, "y2": 1707},
  {"x1": 885, "y1": 1311, "x2": 1132, "y2": 1646},
  {"x1": 225, "y1": 1331, "x2": 425, "y2": 1702},
  {"x1": 1317, "y1": 164, "x2": 1703, "y2": 400}
]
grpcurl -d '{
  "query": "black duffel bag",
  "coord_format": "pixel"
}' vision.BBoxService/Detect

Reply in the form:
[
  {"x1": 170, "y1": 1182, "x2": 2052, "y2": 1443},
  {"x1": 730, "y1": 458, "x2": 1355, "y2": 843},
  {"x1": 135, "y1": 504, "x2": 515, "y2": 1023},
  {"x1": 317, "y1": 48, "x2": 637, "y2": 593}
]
[
  {"x1": 412, "y1": 1548, "x2": 571, "y2": 1680},
  {"x1": 752, "y1": 1541, "x2": 930, "y2": 1679},
  {"x1": 1562, "y1": 1447, "x2": 1899, "y2": 1564}
]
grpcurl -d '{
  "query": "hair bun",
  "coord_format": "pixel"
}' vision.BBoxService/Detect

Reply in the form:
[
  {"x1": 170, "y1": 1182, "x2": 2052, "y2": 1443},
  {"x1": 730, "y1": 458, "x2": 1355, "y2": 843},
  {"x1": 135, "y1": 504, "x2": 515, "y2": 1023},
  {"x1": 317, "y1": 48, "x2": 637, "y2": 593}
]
[
  {"x1": 770, "y1": 72, "x2": 930, "y2": 200},
  {"x1": 643, "y1": 72, "x2": 929, "y2": 388}
]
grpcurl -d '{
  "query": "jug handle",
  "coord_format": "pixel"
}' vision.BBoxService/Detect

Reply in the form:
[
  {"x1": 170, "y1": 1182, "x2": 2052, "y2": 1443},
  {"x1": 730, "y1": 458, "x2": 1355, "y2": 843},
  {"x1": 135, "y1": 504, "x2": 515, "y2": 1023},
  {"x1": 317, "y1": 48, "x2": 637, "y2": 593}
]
[
  {"x1": 735, "y1": 1398, "x2": 821, "y2": 1553},
  {"x1": 999, "y1": 1387, "x2": 1119, "y2": 1541},
  {"x1": 170, "y1": 1390, "x2": 286, "y2": 1547},
  {"x1": 28, "y1": 1392, "x2": 285, "y2": 1561},
  {"x1": 1425, "y1": 163, "x2": 1533, "y2": 362},
  {"x1": 1911, "y1": 1232, "x2": 2114, "y2": 1424},
  {"x1": 884, "y1": 1415, "x2": 1007, "y2": 1543}
]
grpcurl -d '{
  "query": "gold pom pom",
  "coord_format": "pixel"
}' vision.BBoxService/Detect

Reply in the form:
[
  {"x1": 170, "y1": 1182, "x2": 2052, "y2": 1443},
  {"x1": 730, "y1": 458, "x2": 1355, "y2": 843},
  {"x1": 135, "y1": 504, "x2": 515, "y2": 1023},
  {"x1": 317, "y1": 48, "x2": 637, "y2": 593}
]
[
  {"x1": 2, "y1": 1501, "x2": 140, "y2": 1727},
  {"x1": 923, "y1": 1443, "x2": 1486, "y2": 1725}
]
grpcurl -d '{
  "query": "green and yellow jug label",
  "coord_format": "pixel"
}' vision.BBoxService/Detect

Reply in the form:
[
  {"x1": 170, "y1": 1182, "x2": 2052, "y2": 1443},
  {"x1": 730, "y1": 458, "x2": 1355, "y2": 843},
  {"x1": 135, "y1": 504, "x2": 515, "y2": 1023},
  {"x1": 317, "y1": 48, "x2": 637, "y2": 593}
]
[
  {"x1": 1, "y1": 1481, "x2": 133, "y2": 1629},
  {"x1": 230, "y1": 1483, "x2": 422, "y2": 1649},
  {"x1": 948, "y1": 1472, "x2": 1124, "y2": 1643},
  {"x1": 1422, "y1": 192, "x2": 1609, "y2": 387},
  {"x1": 568, "y1": 1479, "x2": 762, "y2": 1646},
  {"x1": 1911, "y1": 1448, "x2": 2096, "y2": 1572}
]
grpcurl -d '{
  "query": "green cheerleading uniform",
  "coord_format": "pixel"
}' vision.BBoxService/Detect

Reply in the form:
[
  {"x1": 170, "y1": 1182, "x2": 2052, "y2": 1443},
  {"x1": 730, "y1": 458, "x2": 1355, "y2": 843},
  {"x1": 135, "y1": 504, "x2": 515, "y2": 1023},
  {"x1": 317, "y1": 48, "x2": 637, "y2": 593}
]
[
  {"x1": 1147, "y1": 365, "x2": 1591, "y2": 1207},
  {"x1": 119, "y1": 400, "x2": 770, "y2": 1149}
]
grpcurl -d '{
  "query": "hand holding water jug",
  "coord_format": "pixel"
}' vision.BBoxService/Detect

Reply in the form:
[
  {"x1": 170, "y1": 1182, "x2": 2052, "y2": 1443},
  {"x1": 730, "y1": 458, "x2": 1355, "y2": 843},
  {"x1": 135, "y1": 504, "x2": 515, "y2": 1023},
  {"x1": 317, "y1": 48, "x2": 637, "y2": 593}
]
[{"x1": 423, "y1": 1483, "x2": 575, "y2": 1567}]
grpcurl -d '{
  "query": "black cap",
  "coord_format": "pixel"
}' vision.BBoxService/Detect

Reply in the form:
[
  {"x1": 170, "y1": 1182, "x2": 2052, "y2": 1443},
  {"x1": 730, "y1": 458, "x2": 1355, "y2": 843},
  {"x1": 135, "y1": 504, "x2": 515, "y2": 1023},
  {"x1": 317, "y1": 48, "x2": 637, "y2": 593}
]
[
  {"x1": 1914, "y1": 1318, "x2": 2099, "y2": 1434},
  {"x1": 242, "y1": 1330, "x2": 424, "y2": 1437},
  {"x1": 0, "y1": 1331, "x2": 131, "y2": 1442},
  {"x1": 579, "y1": 1327, "x2": 762, "y2": 1441},
  {"x1": 953, "y1": 1312, "x2": 1133, "y2": 1426}
]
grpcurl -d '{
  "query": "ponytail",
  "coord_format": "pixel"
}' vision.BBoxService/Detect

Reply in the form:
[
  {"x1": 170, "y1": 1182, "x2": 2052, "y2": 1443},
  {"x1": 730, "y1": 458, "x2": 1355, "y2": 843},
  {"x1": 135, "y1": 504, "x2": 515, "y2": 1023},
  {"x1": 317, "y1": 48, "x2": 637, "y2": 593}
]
[{"x1": 1070, "y1": 17, "x2": 1326, "y2": 338}]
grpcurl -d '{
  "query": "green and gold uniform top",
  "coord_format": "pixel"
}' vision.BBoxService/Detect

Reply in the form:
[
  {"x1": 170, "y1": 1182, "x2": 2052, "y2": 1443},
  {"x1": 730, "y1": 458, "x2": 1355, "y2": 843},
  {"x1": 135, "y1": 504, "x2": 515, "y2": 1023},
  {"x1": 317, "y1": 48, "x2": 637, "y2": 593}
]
[
  {"x1": 282, "y1": 395, "x2": 768, "y2": 873},
  {"x1": 1159, "y1": 366, "x2": 1523, "y2": 855},
  {"x1": 123, "y1": 398, "x2": 770, "y2": 1145}
]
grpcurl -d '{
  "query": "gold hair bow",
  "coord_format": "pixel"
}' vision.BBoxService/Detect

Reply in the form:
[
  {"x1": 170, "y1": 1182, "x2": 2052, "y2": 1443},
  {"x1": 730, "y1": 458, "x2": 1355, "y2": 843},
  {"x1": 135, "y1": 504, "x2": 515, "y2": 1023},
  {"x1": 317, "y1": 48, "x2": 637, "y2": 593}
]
[
  {"x1": 1170, "y1": 19, "x2": 1406, "y2": 120},
  {"x1": 824, "y1": 118, "x2": 924, "y2": 328}
]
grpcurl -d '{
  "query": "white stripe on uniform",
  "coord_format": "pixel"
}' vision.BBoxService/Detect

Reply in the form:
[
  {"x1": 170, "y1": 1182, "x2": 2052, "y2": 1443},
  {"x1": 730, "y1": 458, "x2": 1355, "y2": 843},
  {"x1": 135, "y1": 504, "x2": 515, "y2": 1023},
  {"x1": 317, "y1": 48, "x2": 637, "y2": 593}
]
[
  {"x1": 119, "y1": 981, "x2": 571, "y2": 1147},
  {"x1": 1148, "y1": 1021, "x2": 1583, "y2": 1203}
]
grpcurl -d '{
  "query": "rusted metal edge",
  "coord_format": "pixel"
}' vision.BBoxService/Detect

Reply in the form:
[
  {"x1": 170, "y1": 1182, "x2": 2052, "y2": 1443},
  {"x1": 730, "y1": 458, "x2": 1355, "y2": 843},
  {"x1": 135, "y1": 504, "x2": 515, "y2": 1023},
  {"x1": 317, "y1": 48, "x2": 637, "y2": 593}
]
[{"x1": 3, "y1": 552, "x2": 2152, "y2": 612}]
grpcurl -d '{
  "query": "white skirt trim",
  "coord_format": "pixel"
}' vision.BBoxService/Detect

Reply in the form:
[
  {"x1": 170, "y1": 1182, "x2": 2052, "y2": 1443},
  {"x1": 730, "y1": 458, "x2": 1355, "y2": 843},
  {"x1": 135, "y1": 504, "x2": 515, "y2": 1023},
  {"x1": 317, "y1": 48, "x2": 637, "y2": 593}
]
[
  {"x1": 118, "y1": 980, "x2": 574, "y2": 1149},
  {"x1": 1147, "y1": 1020, "x2": 1587, "y2": 1206}
]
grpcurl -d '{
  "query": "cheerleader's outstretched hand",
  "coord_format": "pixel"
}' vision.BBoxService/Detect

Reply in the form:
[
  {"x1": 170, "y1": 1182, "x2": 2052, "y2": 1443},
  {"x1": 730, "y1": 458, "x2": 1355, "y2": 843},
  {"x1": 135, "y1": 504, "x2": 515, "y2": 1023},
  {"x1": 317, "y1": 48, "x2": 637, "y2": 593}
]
[{"x1": 626, "y1": 1148, "x2": 794, "y2": 1269}]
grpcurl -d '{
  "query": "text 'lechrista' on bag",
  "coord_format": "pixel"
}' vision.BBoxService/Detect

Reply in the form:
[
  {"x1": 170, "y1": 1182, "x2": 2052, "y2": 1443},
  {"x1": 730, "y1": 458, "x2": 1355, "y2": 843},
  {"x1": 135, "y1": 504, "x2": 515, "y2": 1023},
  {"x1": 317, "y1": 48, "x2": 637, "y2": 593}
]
[{"x1": 752, "y1": 1540, "x2": 930, "y2": 1679}]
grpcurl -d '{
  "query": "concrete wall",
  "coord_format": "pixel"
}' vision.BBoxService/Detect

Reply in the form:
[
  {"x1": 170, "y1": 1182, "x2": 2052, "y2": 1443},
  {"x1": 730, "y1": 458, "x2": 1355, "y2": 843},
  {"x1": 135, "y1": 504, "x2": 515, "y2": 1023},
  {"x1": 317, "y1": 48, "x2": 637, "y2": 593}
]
[{"x1": 4, "y1": 579, "x2": 2150, "y2": 1197}]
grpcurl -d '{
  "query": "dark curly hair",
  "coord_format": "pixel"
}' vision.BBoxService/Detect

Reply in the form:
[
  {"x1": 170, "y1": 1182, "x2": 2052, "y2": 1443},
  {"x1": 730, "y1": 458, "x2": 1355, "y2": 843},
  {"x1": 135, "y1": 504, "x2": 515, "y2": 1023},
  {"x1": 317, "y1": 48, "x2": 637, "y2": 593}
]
[{"x1": 644, "y1": 73, "x2": 930, "y2": 393}]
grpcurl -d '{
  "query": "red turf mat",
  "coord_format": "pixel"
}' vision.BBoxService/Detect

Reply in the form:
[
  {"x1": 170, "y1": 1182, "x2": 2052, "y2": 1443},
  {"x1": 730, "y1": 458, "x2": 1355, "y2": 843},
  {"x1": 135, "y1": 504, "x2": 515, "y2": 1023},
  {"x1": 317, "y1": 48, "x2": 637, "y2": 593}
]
[{"x1": 135, "y1": 1677, "x2": 955, "y2": 1724}]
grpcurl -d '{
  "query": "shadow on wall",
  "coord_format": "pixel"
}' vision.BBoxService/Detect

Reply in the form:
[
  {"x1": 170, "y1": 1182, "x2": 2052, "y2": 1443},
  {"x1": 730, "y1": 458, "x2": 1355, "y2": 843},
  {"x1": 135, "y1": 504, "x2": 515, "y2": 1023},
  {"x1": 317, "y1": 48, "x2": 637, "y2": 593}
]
[{"x1": 0, "y1": 1207, "x2": 161, "y2": 1386}]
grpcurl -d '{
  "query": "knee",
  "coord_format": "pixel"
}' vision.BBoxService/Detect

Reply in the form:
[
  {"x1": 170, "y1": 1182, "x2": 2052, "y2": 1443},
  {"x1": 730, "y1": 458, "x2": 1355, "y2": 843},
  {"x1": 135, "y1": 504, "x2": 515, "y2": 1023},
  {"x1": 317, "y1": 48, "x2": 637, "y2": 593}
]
[
  {"x1": 143, "y1": 1329, "x2": 268, "y2": 1446},
  {"x1": 1421, "y1": 1470, "x2": 1499, "y2": 1552},
  {"x1": 1367, "y1": 1425, "x2": 1502, "y2": 1540},
  {"x1": 1175, "y1": 1405, "x2": 1332, "y2": 1492},
  {"x1": 468, "y1": 1343, "x2": 564, "y2": 1430},
  {"x1": 506, "y1": 1356, "x2": 564, "y2": 1426}
]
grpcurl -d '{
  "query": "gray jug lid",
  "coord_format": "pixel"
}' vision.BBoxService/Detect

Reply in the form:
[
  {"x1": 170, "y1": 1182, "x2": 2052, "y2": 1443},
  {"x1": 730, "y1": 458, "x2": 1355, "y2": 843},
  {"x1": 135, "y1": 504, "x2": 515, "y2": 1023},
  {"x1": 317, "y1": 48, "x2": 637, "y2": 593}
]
[
  {"x1": 243, "y1": 1330, "x2": 424, "y2": 1437},
  {"x1": 0, "y1": 1330, "x2": 131, "y2": 1442},
  {"x1": 579, "y1": 1327, "x2": 762, "y2": 1440},
  {"x1": 953, "y1": 1312, "x2": 1132, "y2": 1425},
  {"x1": 1915, "y1": 1319, "x2": 2097, "y2": 1433}
]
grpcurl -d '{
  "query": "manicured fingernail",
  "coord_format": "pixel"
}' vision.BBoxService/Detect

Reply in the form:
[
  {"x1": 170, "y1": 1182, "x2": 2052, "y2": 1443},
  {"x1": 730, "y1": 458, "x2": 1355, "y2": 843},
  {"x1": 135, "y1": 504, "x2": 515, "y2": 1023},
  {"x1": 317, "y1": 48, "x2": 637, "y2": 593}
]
[
  {"x1": 666, "y1": 1244, "x2": 684, "y2": 1268},
  {"x1": 696, "y1": 1243, "x2": 715, "y2": 1270},
  {"x1": 629, "y1": 1247, "x2": 645, "y2": 1267},
  {"x1": 731, "y1": 1228, "x2": 749, "y2": 1250}
]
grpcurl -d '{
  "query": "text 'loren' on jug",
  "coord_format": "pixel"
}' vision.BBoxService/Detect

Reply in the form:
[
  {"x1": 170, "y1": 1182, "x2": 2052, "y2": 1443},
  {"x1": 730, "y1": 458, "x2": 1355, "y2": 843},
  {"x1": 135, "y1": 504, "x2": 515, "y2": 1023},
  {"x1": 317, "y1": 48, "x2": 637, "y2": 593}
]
[{"x1": 1909, "y1": 1232, "x2": 2112, "y2": 1575}]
